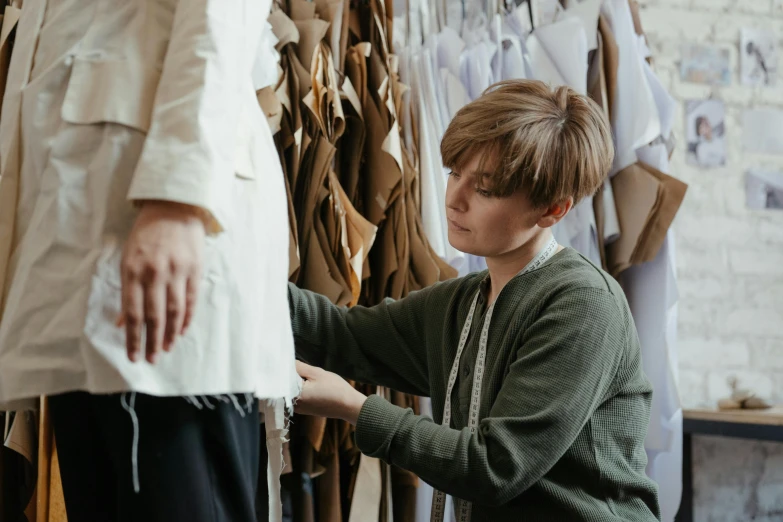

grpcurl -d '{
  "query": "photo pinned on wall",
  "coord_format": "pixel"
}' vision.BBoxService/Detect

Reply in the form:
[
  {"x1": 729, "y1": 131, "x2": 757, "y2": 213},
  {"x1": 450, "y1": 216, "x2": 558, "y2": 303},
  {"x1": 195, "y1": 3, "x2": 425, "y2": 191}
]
[
  {"x1": 742, "y1": 108, "x2": 783, "y2": 155},
  {"x1": 746, "y1": 169, "x2": 783, "y2": 210},
  {"x1": 685, "y1": 99, "x2": 726, "y2": 168},
  {"x1": 741, "y1": 28, "x2": 777, "y2": 86},
  {"x1": 680, "y1": 43, "x2": 731, "y2": 86}
]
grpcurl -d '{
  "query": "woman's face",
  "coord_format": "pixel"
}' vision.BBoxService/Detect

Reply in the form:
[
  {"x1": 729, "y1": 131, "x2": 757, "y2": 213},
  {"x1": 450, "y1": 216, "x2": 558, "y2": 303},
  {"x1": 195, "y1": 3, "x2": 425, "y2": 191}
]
[
  {"x1": 698, "y1": 118, "x2": 713, "y2": 140},
  {"x1": 444, "y1": 154, "x2": 543, "y2": 259}
]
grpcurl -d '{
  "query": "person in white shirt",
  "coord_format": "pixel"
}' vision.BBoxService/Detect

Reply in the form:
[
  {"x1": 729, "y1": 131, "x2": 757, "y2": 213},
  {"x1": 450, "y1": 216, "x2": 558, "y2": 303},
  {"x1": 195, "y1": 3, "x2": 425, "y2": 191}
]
[
  {"x1": 0, "y1": 1, "x2": 299, "y2": 520},
  {"x1": 693, "y1": 116, "x2": 726, "y2": 168}
]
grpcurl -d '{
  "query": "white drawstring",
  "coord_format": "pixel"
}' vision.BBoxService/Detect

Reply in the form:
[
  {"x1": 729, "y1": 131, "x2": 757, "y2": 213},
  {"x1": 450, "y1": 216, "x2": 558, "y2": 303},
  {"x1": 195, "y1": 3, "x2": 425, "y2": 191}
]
[
  {"x1": 118, "y1": 391, "x2": 258, "y2": 495},
  {"x1": 120, "y1": 392, "x2": 141, "y2": 494},
  {"x1": 229, "y1": 394, "x2": 246, "y2": 418}
]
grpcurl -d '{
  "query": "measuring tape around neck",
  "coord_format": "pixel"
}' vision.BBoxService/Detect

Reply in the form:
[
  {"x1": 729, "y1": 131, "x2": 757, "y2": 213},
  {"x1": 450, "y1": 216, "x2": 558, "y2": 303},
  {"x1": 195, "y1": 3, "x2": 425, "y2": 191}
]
[{"x1": 430, "y1": 237, "x2": 559, "y2": 522}]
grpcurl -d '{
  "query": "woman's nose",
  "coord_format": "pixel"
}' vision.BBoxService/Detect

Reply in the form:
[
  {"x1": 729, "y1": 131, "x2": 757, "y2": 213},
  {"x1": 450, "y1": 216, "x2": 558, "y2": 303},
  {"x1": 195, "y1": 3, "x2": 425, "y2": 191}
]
[{"x1": 446, "y1": 175, "x2": 469, "y2": 211}]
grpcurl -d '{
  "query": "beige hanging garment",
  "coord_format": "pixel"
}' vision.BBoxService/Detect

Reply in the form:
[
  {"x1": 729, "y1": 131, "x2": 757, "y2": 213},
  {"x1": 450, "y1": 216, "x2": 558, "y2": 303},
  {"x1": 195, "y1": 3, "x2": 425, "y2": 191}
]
[
  {"x1": 303, "y1": 43, "x2": 346, "y2": 144},
  {"x1": 294, "y1": 20, "x2": 329, "y2": 72},
  {"x1": 0, "y1": 0, "x2": 38, "y2": 324},
  {"x1": 314, "y1": 420, "x2": 343, "y2": 522},
  {"x1": 359, "y1": 49, "x2": 402, "y2": 226},
  {"x1": 587, "y1": 29, "x2": 610, "y2": 271},
  {"x1": 598, "y1": 15, "x2": 618, "y2": 124},
  {"x1": 298, "y1": 139, "x2": 347, "y2": 301},
  {"x1": 606, "y1": 163, "x2": 659, "y2": 277},
  {"x1": 314, "y1": 0, "x2": 349, "y2": 73},
  {"x1": 300, "y1": 41, "x2": 362, "y2": 303},
  {"x1": 632, "y1": 162, "x2": 687, "y2": 263},
  {"x1": 606, "y1": 162, "x2": 687, "y2": 276},
  {"x1": 0, "y1": 1, "x2": 21, "y2": 121},
  {"x1": 313, "y1": 197, "x2": 354, "y2": 305},
  {"x1": 258, "y1": 83, "x2": 302, "y2": 280},
  {"x1": 348, "y1": 454, "x2": 383, "y2": 522},
  {"x1": 336, "y1": 75, "x2": 366, "y2": 207},
  {"x1": 383, "y1": 60, "x2": 411, "y2": 300},
  {"x1": 341, "y1": 44, "x2": 371, "y2": 205},
  {"x1": 258, "y1": 85, "x2": 284, "y2": 135},
  {"x1": 363, "y1": 62, "x2": 407, "y2": 302},
  {"x1": 270, "y1": 9, "x2": 305, "y2": 205},
  {"x1": 45, "y1": 440, "x2": 67, "y2": 522},
  {"x1": 35, "y1": 403, "x2": 48, "y2": 522},
  {"x1": 331, "y1": 169, "x2": 377, "y2": 305}
]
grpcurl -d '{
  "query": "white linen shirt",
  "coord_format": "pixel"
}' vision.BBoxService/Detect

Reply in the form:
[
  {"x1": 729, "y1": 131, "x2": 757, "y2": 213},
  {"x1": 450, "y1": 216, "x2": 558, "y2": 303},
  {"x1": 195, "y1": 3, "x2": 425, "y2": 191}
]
[{"x1": 0, "y1": 0, "x2": 300, "y2": 411}]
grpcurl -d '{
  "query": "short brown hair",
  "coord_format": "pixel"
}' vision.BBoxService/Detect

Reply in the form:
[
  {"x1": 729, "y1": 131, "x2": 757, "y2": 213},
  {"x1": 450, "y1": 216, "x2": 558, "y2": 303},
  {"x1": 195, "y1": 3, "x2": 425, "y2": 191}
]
[{"x1": 440, "y1": 80, "x2": 614, "y2": 207}]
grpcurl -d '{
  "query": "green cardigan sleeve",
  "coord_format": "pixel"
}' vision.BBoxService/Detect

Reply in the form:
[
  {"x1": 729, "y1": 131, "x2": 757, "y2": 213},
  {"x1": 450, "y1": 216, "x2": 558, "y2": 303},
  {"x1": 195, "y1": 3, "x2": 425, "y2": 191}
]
[
  {"x1": 288, "y1": 281, "x2": 440, "y2": 396},
  {"x1": 354, "y1": 287, "x2": 630, "y2": 506}
]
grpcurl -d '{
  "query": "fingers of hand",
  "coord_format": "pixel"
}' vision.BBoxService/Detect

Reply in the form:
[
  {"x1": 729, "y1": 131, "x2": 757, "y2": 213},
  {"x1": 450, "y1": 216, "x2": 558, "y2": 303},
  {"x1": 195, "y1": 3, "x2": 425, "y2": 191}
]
[
  {"x1": 144, "y1": 273, "x2": 166, "y2": 364},
  {"x1": 295, "y1": 361, "x2": 321, "y2": 380},
  {"x1": 122, "y1": 254, "x2": 195, "y2": 364},
  {"x1": 164, "y1": 274, "x2": 187, "y2": 351},
  {"x1": 293, "y1": 381, "x2": 319, "y2": 417},
  {"x1": 119, "y1": 214, "x2": 204, "y2": 363},
  {"x1": 121, "y1": 270, "x2": 145, "y2": 363},
  {"x1": 181, "y1": 275, "x2": 199, "y2": 336}
]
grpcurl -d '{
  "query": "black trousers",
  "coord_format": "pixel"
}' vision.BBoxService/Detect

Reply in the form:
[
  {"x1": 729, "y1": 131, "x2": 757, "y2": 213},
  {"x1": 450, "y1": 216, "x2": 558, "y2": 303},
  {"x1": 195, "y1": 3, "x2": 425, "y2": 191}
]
[{"x1": 50, "y1": 391, "x2": 260, "y2": 522}]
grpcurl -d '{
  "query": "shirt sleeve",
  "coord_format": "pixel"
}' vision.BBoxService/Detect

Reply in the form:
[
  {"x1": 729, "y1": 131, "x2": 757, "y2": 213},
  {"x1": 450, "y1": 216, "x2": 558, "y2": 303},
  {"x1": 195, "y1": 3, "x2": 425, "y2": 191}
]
[
  {"x1": 127, "y1": 0, "x2": 254, "y2": 234},
  {"x1": 288, "y1": 281, "x2": 447, "y2": 397},
  {"x1": 353, "y1": 287, "x2": 631, "y2": 506}
]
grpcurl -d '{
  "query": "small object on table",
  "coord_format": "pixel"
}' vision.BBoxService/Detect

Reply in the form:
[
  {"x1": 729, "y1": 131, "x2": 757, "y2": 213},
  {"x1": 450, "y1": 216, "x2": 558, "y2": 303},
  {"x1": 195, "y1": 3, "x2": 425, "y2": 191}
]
[
  {"x1": 717, "y1": 398, "x2": 742, "y2": 410},
  {"x1": 742, "y1": 396, "x2": 772, "y2": 410},
  {"x1": 718, "y1": 376, "x2": 772, "y2": 411}
]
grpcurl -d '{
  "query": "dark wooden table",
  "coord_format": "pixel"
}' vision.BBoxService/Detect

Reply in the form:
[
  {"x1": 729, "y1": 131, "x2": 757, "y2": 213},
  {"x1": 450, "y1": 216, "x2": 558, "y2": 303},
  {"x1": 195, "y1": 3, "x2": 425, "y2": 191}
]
[{"x1": 674, "y1": 407, "x2": 783, "y2": 522}]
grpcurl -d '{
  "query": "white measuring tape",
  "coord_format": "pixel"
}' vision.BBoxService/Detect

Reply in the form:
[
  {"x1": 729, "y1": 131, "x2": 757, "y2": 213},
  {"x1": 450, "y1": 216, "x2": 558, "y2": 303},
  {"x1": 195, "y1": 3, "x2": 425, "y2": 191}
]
[{"x1": 430, "y1": 236, "x2": 559, "y2": 522}]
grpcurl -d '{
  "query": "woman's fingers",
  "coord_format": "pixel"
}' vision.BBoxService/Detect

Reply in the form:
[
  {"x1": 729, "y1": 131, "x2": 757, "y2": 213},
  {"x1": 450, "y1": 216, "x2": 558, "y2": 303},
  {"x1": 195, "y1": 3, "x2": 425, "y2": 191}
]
[
  {"x1": 119, "y1": 200, "x2": 206, "y2": 363},
  {"x1": 181, "y1": 273, "x2": 199, "y2": 335},
  {"x1": 144, "y1": 278, "x2": 167, "y2": 364},
  {"x1": 122, "y1": 278, "x2": 145, "y2": 363},
  {"x1": 164, "y1": 275, "x2": 187, "y2": 350},
  {"x1": 296, "y1": 360, "x2": 321, "y2": 380}
]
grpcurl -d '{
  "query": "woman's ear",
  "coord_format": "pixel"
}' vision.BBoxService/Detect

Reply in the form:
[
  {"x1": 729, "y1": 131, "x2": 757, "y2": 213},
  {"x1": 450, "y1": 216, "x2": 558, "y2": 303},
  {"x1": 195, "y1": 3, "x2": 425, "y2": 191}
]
[{"x1": 537, "y1": 197, "x2": 574, "y2": 228}]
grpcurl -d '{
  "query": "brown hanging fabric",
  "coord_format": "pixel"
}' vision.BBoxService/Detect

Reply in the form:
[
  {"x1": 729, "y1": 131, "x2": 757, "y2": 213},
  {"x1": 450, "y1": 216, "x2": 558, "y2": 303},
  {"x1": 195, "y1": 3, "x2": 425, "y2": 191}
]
[{"x1": 265, "y1": 0, "x2": 455, "y2": 517}]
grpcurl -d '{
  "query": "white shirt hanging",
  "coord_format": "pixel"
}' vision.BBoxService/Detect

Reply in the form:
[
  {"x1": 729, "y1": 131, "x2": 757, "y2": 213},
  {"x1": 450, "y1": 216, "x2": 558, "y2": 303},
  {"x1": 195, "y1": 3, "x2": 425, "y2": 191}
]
[
  {"x1": 602, "y1": 0, "x2": 660, "y2": 174},
  {"x1": 525, "y1": 16, "x2": 588, "y2": 94},
  {"x1": 631, "y1": 137, "x2": 683, "y2": 522},
  {"x1": 490, "y1": 12, "x2": 527, "y2": 81}
]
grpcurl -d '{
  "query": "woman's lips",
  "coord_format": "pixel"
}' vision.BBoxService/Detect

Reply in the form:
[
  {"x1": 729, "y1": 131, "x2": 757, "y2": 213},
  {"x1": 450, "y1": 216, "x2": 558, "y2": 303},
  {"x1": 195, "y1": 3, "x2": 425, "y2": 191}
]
[{"x1": 447, "y1": 218, "x2": 469, "y2": 232}]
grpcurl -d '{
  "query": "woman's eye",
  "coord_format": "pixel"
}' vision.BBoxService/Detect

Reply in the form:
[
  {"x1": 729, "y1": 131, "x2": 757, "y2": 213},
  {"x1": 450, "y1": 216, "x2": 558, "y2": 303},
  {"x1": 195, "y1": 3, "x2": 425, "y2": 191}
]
[
  {"x1": 448, "y1": 171, "x2": 460, "y2": 178},
  {"x1": 476, "y1": 188, "x2": 492, "y2": 197}
]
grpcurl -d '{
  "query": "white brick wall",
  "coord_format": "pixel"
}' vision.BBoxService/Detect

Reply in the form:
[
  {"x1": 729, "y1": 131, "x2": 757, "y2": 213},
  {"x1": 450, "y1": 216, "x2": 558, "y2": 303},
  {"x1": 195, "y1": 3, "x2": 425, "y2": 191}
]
[
  {"x1": 637, "y1": 0, "x2": 783, "y2": 409},
  {"x1": 637, "y1": 1, "x2": 783, "y2": 519}
]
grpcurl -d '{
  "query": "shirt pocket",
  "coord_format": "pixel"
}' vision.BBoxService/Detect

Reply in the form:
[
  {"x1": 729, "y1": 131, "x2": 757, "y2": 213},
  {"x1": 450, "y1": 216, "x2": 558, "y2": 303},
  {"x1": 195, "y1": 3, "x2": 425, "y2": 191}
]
[
  {"x1": 60, "y1": 57, "x2": 160, "y2": 134},
  {"x1": 60, "y1": 56, "x2": 259, "y2": 183}
]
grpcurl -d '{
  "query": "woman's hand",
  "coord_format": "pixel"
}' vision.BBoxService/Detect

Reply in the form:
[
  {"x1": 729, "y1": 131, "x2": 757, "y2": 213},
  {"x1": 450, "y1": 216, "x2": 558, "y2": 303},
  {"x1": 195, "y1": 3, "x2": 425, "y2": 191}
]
[{"x1": 295, "y1": 361, "x2": 367, "y2": 425}]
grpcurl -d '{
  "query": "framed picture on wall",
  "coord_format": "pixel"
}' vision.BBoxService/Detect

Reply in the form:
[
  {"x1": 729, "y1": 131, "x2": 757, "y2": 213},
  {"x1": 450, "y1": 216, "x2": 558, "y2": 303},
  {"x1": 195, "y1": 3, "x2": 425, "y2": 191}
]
[
  {"x1": 680, "y1": 44, "x2": 731, "y2": 86},
  {"x1": 742, "y1": 108, "x2": 783, "y2": 155},
  {"x1": 746, "y1": 169, "x2": 783, "y2": 210},
  {"x1": 685, "y1": 99, "x2": 726, "y2": 168},
  {"x1": 741, "y1": 28, "x2": 778, "y2": 86}
]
